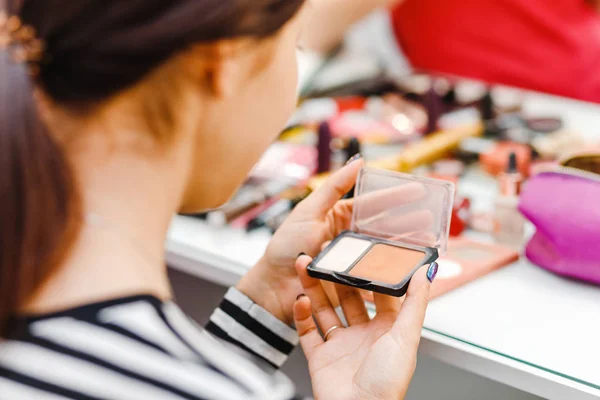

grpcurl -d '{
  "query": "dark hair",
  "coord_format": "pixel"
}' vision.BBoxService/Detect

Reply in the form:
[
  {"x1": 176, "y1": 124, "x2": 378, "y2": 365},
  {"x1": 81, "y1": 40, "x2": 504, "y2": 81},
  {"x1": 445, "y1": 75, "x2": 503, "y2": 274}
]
[{"x1": 0, "y1": 0, "x2": 305, "y2": 335}]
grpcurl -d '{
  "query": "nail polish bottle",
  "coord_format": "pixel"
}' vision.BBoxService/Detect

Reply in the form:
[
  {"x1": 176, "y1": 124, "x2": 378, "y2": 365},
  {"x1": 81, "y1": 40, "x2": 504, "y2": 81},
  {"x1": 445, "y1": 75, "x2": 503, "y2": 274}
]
[
  {"x1": 342, "y1": 138, "x2": 361, "y2": 200},
  {"x1": 317, "y1": 121, "x2": 332, "y2": 173},
  {"x1": 494, "y1": 152, "x2": 525, "y2": 249},
  {"x1": 344, "y1": 137, "x2": 361, "y2": 163},
  {"x1": 424, "y1": 86, "x2": 444, "y2": 134}
]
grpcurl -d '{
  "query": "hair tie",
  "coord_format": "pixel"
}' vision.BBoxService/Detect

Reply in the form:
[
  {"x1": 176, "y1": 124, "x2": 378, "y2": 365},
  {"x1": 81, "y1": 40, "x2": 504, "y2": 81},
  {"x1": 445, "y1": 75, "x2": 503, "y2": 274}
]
[{"x1": 0, "y1": 10, "x2": 44, "y2": 76}]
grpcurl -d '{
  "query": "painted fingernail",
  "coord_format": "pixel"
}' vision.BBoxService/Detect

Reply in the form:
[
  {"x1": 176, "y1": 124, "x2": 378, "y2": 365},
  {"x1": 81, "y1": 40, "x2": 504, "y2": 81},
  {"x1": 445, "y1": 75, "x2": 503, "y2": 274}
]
[
  {"x1": 345, "y1": 153, "x2": 362, "y2": 165},
  {"x1": 296, "y1": 294, "x2": 306, "y2": 301},
  {"x1": 427, "y1": 262, "x2": 438, "y2": 282}
]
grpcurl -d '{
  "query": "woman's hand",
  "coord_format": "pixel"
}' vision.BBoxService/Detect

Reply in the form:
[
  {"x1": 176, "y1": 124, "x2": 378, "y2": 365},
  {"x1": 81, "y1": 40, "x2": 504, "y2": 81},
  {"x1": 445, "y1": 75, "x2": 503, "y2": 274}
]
[
  {"x1": 294, "y1": 254, "x2": 436, "y2": 400},
  {"x1": 237, "y1": 158, "x2": 363, "y2": 324}
]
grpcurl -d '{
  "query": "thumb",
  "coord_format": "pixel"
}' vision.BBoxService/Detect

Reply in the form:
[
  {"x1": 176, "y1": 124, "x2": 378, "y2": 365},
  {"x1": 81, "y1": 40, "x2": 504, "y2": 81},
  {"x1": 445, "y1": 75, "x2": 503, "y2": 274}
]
[
  {"x1": 296, "y1": 157, "x2": 363, "y2": 218},
  {"x1": 390, "y1": 262, "x2": 437, "y2": 349},
  {"x1": 351, "y1": 264, "x2": 436, "y2": 400}
]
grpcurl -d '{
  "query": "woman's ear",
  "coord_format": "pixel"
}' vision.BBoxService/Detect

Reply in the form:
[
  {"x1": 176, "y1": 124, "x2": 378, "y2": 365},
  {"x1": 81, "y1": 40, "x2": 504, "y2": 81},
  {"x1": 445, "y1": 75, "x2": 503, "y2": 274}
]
[
  {"x1": 208, "y1": 51, "x2": 240, "y2": 98},
  {"x1": 188, "y1": 40, "x2": 250, "y2": 99},
  {"x1": 187, "y1": 37, "x2": 277, "y2": 99}
]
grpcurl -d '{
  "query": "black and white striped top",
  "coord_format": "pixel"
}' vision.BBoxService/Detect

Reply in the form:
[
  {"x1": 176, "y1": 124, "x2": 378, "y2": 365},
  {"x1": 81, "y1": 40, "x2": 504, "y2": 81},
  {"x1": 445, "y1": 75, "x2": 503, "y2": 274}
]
[{"x1": 0, "y1": 288, "x2": 301, "y2": 400}]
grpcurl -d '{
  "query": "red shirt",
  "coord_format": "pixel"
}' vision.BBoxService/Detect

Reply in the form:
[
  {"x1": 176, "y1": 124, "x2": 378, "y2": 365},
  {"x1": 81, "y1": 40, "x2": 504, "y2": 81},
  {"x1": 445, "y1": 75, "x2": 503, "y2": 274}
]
[{"x1": 391, "y1": 0, "x2": 600, "y2": 102}]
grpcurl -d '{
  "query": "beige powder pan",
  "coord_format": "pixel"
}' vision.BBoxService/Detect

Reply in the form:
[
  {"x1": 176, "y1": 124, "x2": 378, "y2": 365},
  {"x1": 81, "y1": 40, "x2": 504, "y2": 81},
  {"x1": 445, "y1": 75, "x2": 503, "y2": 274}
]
[{"x1": 315, "y1": 236, "x2": 371, "y2": 272}]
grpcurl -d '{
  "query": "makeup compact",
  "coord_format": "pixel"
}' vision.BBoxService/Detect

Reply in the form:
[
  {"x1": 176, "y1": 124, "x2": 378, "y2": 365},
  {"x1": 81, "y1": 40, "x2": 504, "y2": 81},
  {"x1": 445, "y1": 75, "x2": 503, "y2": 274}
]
[{"x1": 307, "y1": 168, "x2": 455, "y2": 297}]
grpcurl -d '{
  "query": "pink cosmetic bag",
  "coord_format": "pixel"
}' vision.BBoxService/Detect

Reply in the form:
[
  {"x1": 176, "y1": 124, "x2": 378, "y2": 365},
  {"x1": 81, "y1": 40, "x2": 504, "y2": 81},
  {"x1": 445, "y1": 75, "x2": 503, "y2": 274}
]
[{"x1": 518, "y1": 167, "x2": 600, "y2": 285}]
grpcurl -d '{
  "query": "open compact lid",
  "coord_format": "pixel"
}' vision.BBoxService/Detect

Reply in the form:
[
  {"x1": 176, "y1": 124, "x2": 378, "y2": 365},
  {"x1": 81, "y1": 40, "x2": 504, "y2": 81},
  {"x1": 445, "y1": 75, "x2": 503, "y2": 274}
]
[{"x1": 351, "y1": 167, "x2": 455, "y2": 255}]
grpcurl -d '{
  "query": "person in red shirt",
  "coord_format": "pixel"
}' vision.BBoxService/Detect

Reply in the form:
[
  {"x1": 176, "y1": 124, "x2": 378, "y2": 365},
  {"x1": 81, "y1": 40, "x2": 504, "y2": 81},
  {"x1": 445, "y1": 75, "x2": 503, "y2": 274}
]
[
  {"x1": 303, "y1": 0, "x2": 600, "y2": 102},
  {"x1": 392, "y1": 0, "x2": 600, "y2": 102}
]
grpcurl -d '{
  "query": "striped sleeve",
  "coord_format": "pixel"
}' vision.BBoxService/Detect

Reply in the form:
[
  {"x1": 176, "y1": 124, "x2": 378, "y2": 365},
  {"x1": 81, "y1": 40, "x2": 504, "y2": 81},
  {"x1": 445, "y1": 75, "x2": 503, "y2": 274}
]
[{"x1": 206, "y1": 288, "x2": 299, "y2": 369}]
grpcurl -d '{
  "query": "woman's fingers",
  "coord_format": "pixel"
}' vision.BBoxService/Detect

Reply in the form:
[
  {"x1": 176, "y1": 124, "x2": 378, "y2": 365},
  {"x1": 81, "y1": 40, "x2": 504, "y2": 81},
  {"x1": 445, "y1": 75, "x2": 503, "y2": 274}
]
[
  {"x1": 373, "y1": 292, "x2": 403, "y2": 317},
  {"x1": 293, "y1": 295, "x2": 323, "y2": 359},
  {"x1": 295, "y1": 255, "x2": 343, "y2": 334},
  {"x1": 295, "y1": 158, "x2": 363, "y2": 219},
  {"x1": 390, "y1": 262, "x2": 437, "y2": 348},
  {"x1": 321, "y1": 281, "x2": 340, "y2": 308},
  {"x1": 335, "y1": 284, "x2": 369, "y2": 326}
]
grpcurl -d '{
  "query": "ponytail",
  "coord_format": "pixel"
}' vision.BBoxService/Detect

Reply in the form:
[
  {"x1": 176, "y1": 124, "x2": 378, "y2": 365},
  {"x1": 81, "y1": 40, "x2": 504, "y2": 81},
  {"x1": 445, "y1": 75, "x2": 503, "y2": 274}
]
[{"x1": 0, "y1": 50, "x2": 80, "y2": 335}]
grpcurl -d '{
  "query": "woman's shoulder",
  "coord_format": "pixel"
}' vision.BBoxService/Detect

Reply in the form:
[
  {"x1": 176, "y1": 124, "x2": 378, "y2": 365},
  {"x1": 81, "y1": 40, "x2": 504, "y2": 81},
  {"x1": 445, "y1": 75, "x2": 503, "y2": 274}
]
[{"x1": 0, "y1": 295, "x2": 294, "y2": 399}]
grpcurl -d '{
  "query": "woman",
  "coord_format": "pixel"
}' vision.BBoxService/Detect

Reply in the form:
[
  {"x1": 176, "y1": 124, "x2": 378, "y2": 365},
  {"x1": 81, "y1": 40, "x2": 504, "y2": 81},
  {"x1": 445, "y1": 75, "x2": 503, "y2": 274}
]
[{"x1": 0, "y1": 1, "x2": 436, "y2": 399}]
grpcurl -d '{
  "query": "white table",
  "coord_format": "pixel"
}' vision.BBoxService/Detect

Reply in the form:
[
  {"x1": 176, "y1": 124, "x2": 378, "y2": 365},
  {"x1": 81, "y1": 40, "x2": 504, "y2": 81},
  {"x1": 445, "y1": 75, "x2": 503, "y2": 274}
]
[{"x1": 166, "y1": 87, "x2": 600, "y2": 400}]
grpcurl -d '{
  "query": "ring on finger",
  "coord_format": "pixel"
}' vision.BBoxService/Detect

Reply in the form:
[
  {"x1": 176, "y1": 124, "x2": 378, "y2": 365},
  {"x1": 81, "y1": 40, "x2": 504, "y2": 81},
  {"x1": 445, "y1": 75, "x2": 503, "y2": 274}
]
[{"x1": 323, "y1": 325, "x2": 343, "y2": 341}]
